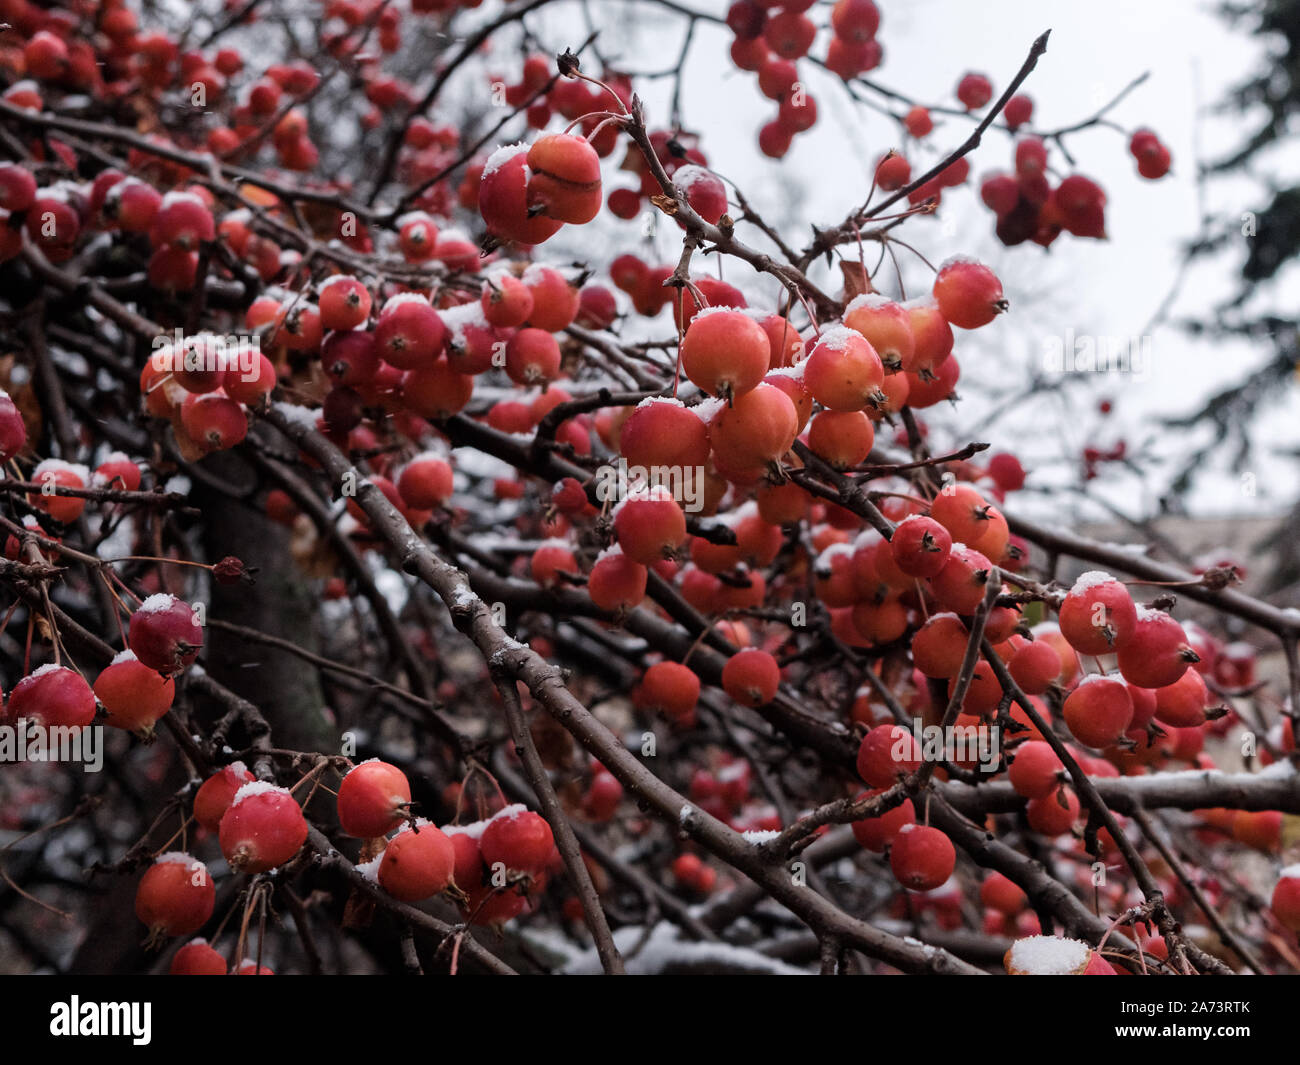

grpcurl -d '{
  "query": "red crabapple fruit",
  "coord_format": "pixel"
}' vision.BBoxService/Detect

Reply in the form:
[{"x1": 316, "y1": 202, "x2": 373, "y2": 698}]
[
  {"x1": 337, "y1": 759, "x2": 412, "y2": 838},
  {"x1": 129, "y1": 593, "x2": 203, "y2": 675},
  {"x1": 377, "y1": 820, "x2": 456, "y2": 901},
  {"x1": 890, "y1": 824, "x2": 955, "y2": 891},
  {"x1": 135, "y1": 853, "x2": 214, "y2": 941},
  {"x1": 219, "y1": 782, "x2": 309, "y2": 873}
]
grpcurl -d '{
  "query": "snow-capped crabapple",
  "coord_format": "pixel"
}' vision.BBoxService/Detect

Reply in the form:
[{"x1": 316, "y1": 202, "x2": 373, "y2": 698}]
[
  {"x1": 587, "y1": 549, "x2": 648, "y2": 612},
  {"x1": 479, "y1": 806, "x2": 554, "y2": 878},
  {"x1": 1116, "y1": 608, "x2": 1198, "y2": 689},
  {"x1": 481, "y1": 274, "x2": 534, "y2": 328},
  {"x1": 129, "y1": 593, "x2": 203, "y2": 675},
  {"x1": 680, "y1": 309, "x2": 770, "y2": 399},
  {"x1": 28, "y1": 459, "x2": 88, "y2": 524},
  {"x1": 613, "y1": 486, "x2": 687, "y2": 564},
  {"x1": 1057, "y1": 571, "x2": 1137, "y2": 656},
  {"x1": 928, "y1": 543, "x2": 994, "y2": 615},
  {"x1": 800, "y1": 326, "x2": 885, "y2": 411},
  {"x1": 890, "y1": 515, "x2": 953, "y2": 578},
  {"x1": 843, "y1": 295, "x2": 916, "y2": 373},
  {"x1": 135, "y1": 853, "x2": 214, "y2": 940},
  {"x1": 318, "y1": 275, "x2": 372, "y2": 331},
  {"x1": 374, "y1": 296, "x2": 446, "y2": 370},
  {"x1": 219, "y1": 782, "x2": 309, "y2": 873},
  {"x1": 619, "y1": 398, "x2": 711, "y2": 471},
  {"x1": 911, "y1": 613, "x2": 969, "y2": 678},
  {"x1": 7, "y1": 664, "x2": 97, "y2": 729},
  {"x1": 93, "y1": 650, "x2": 175, "y2": 734},
  {"x1": 479, "y1": 146, "x2": 563, "y2": 246},
  {"x1": 522, "y1": 266, "x2": 581, "y2": 331},
  {"x1": 194, "y1": 762, "x2": 256, "y2": 832},
  {"x1": 674, "y1": 165, "x2": 728, "y2": 224}
]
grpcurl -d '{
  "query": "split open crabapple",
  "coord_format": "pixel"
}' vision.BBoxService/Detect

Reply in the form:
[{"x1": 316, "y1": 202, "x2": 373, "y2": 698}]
[
  {"x1": 219, "y1": 782, "x2": 309, "y2": 874},
  {"x1": 526, "y1": 133, "x2": 603, "y2": 224},
  {"x1": 337, "y1": 759, "x2": 412, "y2": 839}
]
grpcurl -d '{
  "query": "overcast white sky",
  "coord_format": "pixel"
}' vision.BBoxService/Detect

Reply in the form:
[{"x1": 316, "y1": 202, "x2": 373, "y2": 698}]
[{"x1": 518, "y1": 0, "x2": 1298, "y2": 525}]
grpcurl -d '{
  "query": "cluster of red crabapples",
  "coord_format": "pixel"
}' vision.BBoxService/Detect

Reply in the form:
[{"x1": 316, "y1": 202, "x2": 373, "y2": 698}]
[
  {"x1": 724, "y1": 0, "x2": 885, "y2": 158},
  {"x1": 141, "y1": 757, "x2": 564, "y2": 972}
]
